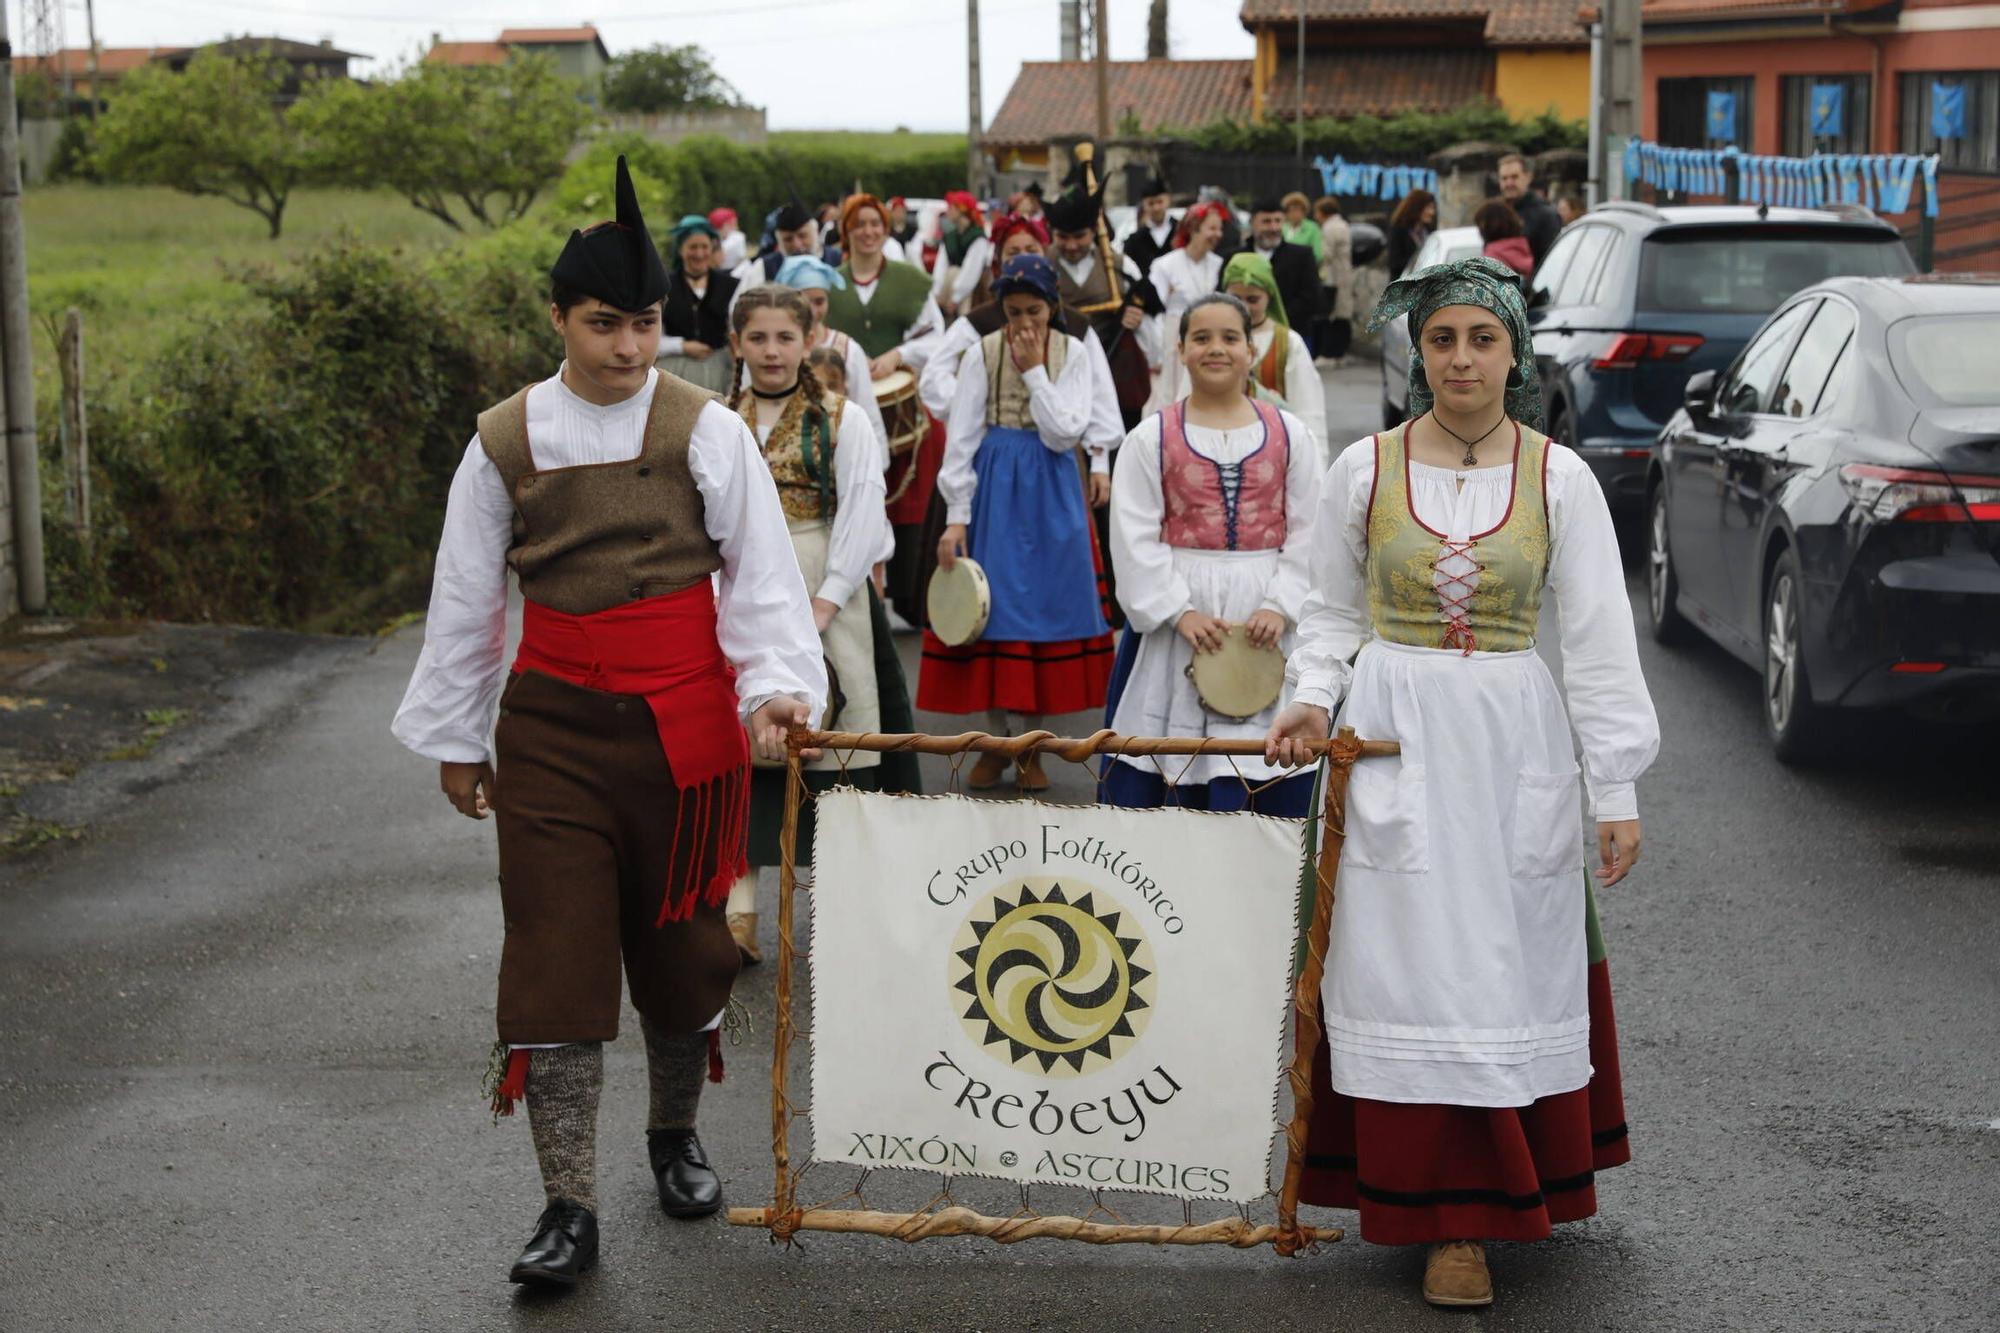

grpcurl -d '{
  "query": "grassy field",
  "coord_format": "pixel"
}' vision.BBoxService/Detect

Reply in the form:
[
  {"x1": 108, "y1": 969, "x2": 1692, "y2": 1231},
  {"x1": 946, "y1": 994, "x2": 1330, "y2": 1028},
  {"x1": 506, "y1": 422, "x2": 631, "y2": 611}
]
[
  {"x1": 769, "y1": 129, "x2": 965, "y2": 161},
  {"x1": 24, "y1": 185, "x2": 461, "y2": 399}
]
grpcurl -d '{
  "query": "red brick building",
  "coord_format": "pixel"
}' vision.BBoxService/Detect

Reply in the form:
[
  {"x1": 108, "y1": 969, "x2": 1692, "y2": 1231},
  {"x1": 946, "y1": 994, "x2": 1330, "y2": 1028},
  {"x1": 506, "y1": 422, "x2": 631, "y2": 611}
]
[{"x1": 1632, "y1": 0, "x2": 2000, "y2": 268}]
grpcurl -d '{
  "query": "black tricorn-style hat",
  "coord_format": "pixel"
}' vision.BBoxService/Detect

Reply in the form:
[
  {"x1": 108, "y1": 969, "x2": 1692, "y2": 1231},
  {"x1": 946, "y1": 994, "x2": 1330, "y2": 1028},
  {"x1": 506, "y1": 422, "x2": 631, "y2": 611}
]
[
  {"x1": 550, "y1": 155, "x2": 671, "y2": 312},
  {"x1": 1141, "y1": 174, "x2": 1170, "y2": 197}
]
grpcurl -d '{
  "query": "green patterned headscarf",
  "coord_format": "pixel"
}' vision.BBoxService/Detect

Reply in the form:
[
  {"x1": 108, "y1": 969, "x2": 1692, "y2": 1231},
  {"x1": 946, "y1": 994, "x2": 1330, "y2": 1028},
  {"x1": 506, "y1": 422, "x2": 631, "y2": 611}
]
[
  {"x1": 1221, "y1": 251, "x2": 1289, "y2": 329},
  {"x1": 1366, "y1": 255, "x2": 1542, "y2": 429}
]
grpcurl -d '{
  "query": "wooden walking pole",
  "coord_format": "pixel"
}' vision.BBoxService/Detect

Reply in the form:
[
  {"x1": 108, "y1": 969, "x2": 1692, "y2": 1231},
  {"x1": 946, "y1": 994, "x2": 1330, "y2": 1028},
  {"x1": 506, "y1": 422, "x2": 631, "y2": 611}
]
[
  {"x1": 1273, "y1": 725, "x2": 1363, "y2": 1255},
  {"x1": 765, "y1": 749, "x2": 808, "y2": 1240}
]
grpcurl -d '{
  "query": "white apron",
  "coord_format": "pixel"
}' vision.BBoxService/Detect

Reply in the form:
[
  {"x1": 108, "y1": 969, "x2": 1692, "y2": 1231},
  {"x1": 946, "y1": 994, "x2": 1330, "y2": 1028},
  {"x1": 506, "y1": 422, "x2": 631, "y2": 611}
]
[
  {"x1": 1326, "y1": 637, "x2": 1589, "y2": 1107},
  {"x1": 788, "y1": 518, "x2": 880, "y2": 773}
]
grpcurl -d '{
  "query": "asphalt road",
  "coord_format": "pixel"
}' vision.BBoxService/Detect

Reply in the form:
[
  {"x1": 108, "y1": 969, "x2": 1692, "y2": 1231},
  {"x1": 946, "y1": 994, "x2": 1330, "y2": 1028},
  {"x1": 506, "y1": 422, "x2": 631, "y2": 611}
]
[{"x1": 2, "y1": 362, "x2": 1996, "y2": 1332}]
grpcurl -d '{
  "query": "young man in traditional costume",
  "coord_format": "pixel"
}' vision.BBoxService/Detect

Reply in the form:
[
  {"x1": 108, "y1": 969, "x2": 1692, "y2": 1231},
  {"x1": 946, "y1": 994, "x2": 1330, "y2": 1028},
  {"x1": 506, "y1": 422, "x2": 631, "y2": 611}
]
[
  {"x1": 1265, "y1": 257, "x2": 1657, "y2": 1309},
  {"x1": 391, "y1": 156, "x2": 826, "y2": 1291},
  {"x1": 1121, "y1": 175, "x2": 1179, "y2": 278},
  {"x1": 1220, "y1": 251, "x2": 1328, "y2": 463},
  {"x1": 1043, "y1": 181, "x2": 1163, "y2": 432},
  {"x1": 1103, "y1": 293, "x2": 1320, "y2": 816},
  {"x1": 925, "y1": 255, "x2": 1117, "y2": 790},
  {"x1": 822, "y1": 193, "x2": 945, "y2": 625}
]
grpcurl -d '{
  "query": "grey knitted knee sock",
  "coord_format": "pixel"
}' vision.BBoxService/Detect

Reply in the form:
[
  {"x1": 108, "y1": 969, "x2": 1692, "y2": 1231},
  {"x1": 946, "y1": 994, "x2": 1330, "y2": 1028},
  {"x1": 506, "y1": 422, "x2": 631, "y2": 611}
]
[
  {"x1": 526, "y1": 1043, "x2": 603, "y2": 1211},
  {"x1": 642, "y1": 1015, "x2": 709, "y2": 1131}
]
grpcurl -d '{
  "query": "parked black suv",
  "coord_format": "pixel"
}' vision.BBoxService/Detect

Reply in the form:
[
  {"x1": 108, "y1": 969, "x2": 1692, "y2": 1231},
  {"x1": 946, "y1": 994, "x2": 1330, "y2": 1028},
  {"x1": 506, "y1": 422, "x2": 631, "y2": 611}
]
[{"x1": 1526, "y1": 202, "x2": 1915, "y2": 512}]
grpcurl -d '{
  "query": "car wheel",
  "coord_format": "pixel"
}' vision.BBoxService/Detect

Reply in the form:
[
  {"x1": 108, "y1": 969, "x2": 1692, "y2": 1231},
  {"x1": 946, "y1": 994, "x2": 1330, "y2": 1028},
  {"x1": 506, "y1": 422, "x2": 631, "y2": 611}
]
[
  {"x1": 1382, "y1": 396, "x2": 1402, "y2": 431},
  {"x1": 1548, "y1": 403, "x2": 1578, "y2": 451},
  {"x1": 1646, "y1": 486, "x2": 1691, "y2": 645},
  {"x1": 1763, "y1": 548, "x2": 1829, "y2": 763}
]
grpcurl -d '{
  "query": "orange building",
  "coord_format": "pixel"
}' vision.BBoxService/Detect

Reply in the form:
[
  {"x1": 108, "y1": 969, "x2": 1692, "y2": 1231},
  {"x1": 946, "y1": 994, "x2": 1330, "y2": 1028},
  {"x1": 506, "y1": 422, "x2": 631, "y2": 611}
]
[{"x1": 1633, "y1": 0, "x2": 2000, "y2": 267}]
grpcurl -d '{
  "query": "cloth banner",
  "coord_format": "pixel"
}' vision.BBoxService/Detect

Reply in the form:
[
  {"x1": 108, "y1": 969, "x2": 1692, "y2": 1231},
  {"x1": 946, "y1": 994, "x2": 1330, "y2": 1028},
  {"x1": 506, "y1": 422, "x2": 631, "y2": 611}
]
[
  {"x1": 808, "y1": 789, "x2": 1304, "y2": 1204},
  {"x1": 1810, "y1": 84, "x2": 1845, "y2": 138},
  {"x1": 1624, "y1": 139, "x2": 1941, "y2": 217},
  {"x1": 1312, "y1": 155, "x2": 1440, "y2": 202},
  {"x1": 1931, "y1": 82, "x2": 1966, "y2": 140},
  {"x1": 1706, "y1": 90, "x2": 1738, "y2": 142}
]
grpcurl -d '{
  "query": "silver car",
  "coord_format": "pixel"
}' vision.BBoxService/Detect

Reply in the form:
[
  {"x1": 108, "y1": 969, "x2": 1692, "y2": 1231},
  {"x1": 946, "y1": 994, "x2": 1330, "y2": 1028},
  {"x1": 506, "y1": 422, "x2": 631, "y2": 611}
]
[{"x1": 1379, "y1": 226, "x2": 1482, "y2": 429}]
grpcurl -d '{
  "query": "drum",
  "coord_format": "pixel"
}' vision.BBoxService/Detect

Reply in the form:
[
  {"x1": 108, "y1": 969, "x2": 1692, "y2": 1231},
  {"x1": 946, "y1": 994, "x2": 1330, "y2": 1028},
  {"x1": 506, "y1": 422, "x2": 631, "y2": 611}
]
[
  {"x1": 1185, "y1": 626, "x2": 1285, "y2": 721},
  {"x1": 751, "y1": 658, "x2": 844, "y2": 769},
  {"x1": 926, "y1": 558, "x2": 991, "y2": 648},
  {"x1": 873, "y1": 369, "x2": 928, "y2": 456}
]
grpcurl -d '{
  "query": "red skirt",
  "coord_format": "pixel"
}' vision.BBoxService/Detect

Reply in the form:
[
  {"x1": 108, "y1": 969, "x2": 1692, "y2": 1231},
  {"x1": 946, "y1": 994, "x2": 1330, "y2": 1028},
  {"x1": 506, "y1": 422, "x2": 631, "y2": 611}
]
[
  {"x1": 915, "y1": 502, "x2": 1116, "y2": 717},
  {"x1": 886, "y1": 414, "x2": 946, "y2": 527},
  {"x1": 1298, "y1": 959, "x2": 1631, "y2": 1245}
]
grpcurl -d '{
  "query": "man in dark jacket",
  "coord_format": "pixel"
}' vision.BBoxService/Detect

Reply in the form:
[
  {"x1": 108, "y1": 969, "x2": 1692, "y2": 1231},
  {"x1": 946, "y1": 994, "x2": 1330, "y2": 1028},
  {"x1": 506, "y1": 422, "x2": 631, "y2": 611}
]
[
  {"x1": 1122, "y1": 176, "x2": 1179, "y2": 277},
  {"x1": 1247, "y1": 198, "x2": 1322, "y2": 334},
  {"x1": 1498, "y1": 154, "x2": 1562, "y2": 272}
]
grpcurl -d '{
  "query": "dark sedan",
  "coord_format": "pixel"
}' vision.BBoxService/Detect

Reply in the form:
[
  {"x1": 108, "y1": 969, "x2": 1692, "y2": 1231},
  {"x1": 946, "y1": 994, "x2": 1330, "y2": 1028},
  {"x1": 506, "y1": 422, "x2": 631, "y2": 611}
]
[{"x1": 1646, "y1": 275, "x2": 2000, "y2": 759}]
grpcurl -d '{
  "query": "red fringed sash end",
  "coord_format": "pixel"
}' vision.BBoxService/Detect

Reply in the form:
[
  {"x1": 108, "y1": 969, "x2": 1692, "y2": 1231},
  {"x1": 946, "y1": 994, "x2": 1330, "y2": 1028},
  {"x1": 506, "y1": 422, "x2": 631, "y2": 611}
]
[
  {"x1": 491, "y1": 1047, "x2": 531, "y2": 1118},
  {"x1": 655, "y1": 761, "x2": 752, "y2": 927},
  {"x1": 707, "y1": 1028, "x2": 725, "y2": 1084}
]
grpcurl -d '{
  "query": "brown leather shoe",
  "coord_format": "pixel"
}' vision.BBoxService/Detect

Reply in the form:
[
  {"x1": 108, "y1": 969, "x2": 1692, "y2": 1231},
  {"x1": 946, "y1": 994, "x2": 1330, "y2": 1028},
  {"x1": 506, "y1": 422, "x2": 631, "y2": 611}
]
[
  {"x1": 1015, "y1": 753, "x2": 1051, "y2": 792},
  {"x1": 728, "y1": 911, "x2": 762, "y2": 965},
  {"x1": 1422, "y1": 1240, "x2": 1493, "y2": 1308},
  {"x1": 968, "y1": 751, "x2": 1009, "y2": 790}
]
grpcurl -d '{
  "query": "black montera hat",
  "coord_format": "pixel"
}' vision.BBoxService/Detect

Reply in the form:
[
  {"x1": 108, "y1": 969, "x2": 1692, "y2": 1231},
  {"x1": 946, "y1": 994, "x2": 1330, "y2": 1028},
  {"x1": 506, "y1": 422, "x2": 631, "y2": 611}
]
[
  {"x1": 550, "y1": 155, "x2": 670, "y2": 311},
  {"x1": 1042, "y1": 186, "x2": 1101, "y2": 234},
  {"x1": 1141, "y1": 174, "x2": 1170, "y2": 197}
]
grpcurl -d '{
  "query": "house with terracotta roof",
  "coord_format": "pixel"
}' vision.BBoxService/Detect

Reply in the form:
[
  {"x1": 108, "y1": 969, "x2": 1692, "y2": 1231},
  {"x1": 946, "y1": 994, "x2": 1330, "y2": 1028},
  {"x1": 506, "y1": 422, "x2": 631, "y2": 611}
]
[
  {"x1": 1595, "y1": 0, "x2": 2000, "y2": 267},
  {"x1": 426, "y1": 26, "x2": 610, "y2": 86},
  {"x1": 984, "y1": 1, "x2": 1590, "y2": 174},
  {"x1": 1239, "y1": 0, "x2": 1592, "y2": 123},
  {"x1": 10, "y1": 46, "x2": 188, "y2": 99}
]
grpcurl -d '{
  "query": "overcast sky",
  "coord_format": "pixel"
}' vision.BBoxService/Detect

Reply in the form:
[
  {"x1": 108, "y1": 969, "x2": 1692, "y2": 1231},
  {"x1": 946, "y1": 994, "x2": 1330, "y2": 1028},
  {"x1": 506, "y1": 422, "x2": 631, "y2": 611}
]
[{"x1": 100, "y1": 0, "x2": 1257, "y2": 131}]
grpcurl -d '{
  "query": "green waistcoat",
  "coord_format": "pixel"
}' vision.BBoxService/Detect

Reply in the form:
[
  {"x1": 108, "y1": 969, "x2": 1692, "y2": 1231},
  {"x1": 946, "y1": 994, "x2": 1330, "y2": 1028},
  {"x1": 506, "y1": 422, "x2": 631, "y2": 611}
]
[
  {"x1": 825, "y1": 260, "x2": 932, "y2": 360},
  {"x1": 1364, "y1": 421, "x2": 1552, "y2": 654}
]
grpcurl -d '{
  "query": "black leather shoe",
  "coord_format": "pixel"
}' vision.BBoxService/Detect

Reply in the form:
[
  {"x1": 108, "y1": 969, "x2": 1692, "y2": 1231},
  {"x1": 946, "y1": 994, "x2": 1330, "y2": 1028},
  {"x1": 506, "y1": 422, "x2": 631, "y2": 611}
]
[
  {"x1": 508, "y1": 1197, "x2": 598, "y2": 1288},
  {"x1": 648, "y1": 1129, "x2": 722, "y2": 1218}
]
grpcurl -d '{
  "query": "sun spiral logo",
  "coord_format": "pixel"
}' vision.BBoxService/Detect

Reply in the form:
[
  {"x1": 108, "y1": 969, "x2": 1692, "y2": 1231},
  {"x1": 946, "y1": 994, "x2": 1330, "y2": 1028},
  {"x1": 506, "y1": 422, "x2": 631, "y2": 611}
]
[{"x1": 951, "y1": 879, "x2": 1155, "y2": 1077}]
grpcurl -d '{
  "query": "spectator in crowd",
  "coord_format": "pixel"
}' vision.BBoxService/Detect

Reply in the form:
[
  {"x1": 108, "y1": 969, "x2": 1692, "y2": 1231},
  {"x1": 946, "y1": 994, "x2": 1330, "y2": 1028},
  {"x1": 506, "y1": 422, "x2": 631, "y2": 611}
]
[
  {"x1": 1247, "y1": 197, "x2": 1323, "y2": 344},
  {"x1": 1497, "y1": 153, "x2": 1562, "y2": 269},
  {"x1": 1386, "y1": 188, "x2": 1437, "y2": 281},
  {"x1": 1281, "y1": 191, "x2": 1324, "y2": 266},
  {"x1": 1474, "y1": 198, "x2": 1534, "y2": 278},
  {"x1": 1314, "y1": 196, "x2": 1355, "y2": 363},
  {"x1": 1556, "y1": 193, "x2": 1587, "y2": 227}
]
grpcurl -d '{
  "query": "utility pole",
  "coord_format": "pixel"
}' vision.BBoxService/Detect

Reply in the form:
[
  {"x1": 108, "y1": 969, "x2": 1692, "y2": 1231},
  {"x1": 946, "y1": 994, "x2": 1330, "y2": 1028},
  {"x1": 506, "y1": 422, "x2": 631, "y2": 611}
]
[
  {"x1": 84, "y1": 0, "x2": 99, "y2": 122},
  {"x1": 1093, "y1": 0, "x2": 1110, "y2": 146},
  {"x1": 0, "y1": 1, "x2": 47, "y2": 614},
  {"x1": 1593, "y1": 0, "x2": 1642, "y2": 201},
  {"x1": 966, "y1": 0, "x2": 983, "y2": 194},
  {"x1": 1295, "y1": 5, "x2": 1306, "y2": 174}
]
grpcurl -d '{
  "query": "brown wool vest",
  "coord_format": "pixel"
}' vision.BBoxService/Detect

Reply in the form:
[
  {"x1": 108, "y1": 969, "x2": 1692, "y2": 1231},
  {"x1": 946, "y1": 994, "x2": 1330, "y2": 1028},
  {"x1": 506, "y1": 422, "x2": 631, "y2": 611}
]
[{"x1": 476, "y1": 375, "x2": 723, "y2": 616}]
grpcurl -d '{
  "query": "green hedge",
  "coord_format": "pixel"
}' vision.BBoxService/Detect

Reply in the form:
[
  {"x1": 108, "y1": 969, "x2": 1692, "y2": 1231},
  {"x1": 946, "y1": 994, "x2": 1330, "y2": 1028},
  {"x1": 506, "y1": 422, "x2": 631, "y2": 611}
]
[
  {"x1": 1171, "y1": 106, "x2": 1587, "y2": 160},
  {"x1": 45, "y1": 241, "x2": 555, "y2": 630},
  {"x1": 554, "y1": 133, "x2": 966, "y2": 233}
]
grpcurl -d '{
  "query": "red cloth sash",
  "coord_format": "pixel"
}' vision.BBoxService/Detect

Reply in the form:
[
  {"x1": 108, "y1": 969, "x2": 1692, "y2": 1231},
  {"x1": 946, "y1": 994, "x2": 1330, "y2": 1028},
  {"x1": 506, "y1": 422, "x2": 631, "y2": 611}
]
[{"x1": 512, "y1": 582, "x2": 749, "y2": 926}]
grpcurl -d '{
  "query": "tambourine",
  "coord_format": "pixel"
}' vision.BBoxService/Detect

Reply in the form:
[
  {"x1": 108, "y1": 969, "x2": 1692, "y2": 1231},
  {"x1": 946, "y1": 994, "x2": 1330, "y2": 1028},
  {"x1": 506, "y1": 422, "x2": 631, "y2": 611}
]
[
  {"x1": 1185, "y1": 626, "x2": 1285, "y2": 720},
  {"x1": 752, "y1": 658, "x2": 843, "y2": 768},
  {"x1": 926, "y1": 557, "x2": 991, "y2": 647}
]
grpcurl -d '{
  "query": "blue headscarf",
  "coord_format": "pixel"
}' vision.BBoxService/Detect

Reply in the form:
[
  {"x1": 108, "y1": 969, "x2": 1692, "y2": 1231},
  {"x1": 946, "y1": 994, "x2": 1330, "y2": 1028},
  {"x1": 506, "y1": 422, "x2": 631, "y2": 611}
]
[
  {"x1": 776, "y1": 254, "x2": 847, "y2": 292},
  {"x1": 992, "y1": 253, "x2": 1061, "y2": 308}
]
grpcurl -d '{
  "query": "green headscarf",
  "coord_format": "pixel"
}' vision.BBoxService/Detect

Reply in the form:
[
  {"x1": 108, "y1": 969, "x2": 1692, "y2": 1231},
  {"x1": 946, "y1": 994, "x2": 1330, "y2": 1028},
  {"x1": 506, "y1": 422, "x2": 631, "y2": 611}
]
[
  {"x1": 1365, "y1": 255, "x2": 1542, "y2": 430},
  {"x1": 1221, "y1": 251, "x2": 1288, "y2": 329},
  {"x1": 669, "y1": 213, "x2": 720, "y2": 267}
]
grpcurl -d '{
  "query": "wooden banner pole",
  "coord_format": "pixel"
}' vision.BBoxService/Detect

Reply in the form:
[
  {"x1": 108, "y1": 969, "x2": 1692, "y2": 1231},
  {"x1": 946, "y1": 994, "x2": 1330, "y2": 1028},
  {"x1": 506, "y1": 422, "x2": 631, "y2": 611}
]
[{"x1": 766, "y1": 749, "x2": 807, "y2": 1239}]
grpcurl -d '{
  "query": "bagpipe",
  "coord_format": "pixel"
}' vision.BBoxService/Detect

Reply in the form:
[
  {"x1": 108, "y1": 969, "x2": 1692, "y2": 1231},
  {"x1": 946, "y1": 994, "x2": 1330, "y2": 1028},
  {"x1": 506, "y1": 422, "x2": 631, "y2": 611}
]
[{"x1": 1063, "y1": 145, "x2": 1164, "y2": 426}]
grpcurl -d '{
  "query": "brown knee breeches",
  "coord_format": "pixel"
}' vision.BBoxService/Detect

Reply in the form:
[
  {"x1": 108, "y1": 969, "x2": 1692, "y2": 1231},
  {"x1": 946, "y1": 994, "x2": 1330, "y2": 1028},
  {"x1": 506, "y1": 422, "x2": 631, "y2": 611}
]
[{"x1": 492, "y1": 670, "x2": 742, "y2": 1044}]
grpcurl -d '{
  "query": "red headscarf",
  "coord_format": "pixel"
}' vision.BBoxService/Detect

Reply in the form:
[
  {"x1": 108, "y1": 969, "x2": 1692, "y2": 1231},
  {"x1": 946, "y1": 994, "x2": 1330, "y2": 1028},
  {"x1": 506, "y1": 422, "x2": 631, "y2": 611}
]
[
  {"x1": 985, "y1": 212, "x2": 1050, "y2": 270},
  {"x1": 1174, "y1": 201, "x2": 1228, "y2": 249},
  {"x1": 944, "y1": 189, "x2": 985, "y2": 228},
  {"x1": 838, "y1": 193, "x2": 890, "y2": 251},
  {"x1": 706, "y1": 207, "x2": 737, "y2": 229}
]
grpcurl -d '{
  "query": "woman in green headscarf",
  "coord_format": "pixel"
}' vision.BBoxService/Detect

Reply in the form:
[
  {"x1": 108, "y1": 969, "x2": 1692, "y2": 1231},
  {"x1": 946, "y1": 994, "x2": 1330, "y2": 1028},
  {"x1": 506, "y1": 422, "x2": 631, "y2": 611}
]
[
  {"x1": 1264, "y1": 257, "x2": 1660, "y2": 1309},
  {"x1": 1219, "y1": 250, "x2": 1327, "y2": 464}
]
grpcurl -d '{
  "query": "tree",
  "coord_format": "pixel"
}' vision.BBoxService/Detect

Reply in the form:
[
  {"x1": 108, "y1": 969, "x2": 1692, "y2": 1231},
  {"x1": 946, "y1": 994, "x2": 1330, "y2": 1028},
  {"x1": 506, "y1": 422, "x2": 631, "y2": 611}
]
[
  {"x1": 92, "y1": 52, "x2": 324, "y2": 238},
  {"x1": 295, "y1": 55, "x2": 594, "y2": 231},
  {"x1": 600, "y1": 44, "x2": 742, "y2": 114}
]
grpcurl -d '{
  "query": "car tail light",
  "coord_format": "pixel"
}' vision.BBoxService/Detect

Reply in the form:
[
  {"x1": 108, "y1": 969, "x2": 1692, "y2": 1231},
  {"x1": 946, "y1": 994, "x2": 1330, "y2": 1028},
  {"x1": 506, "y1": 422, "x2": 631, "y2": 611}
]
[
  {"x1": 1891, "y1": 662, "x2": 1947, "y2": 674},
  {"x1": 1838, "y1": 464, "x2": 2000, "y2": 522},
  {"x1": 1592, "y1": 333, "x2": 1705, "y2": 371}
]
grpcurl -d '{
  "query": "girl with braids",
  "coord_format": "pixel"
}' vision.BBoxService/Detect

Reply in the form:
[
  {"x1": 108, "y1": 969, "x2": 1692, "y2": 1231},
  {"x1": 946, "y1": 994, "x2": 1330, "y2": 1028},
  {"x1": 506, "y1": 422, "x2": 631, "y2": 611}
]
[{"x1": 723, "y1": 286, "x2": 911, "y2": 963}]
